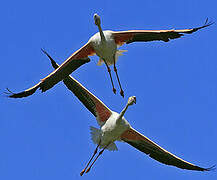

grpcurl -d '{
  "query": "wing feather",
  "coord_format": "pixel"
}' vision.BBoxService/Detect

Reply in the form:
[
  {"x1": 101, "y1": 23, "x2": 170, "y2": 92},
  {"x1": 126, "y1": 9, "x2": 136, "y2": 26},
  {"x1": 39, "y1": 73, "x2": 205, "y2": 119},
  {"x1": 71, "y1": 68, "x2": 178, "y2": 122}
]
[
  {"x1": 121, "y1": 127, "x2": 213, "y2": 171},
  {"x1": 113, "y1": 19, "x2": 214, "y2": 45}
]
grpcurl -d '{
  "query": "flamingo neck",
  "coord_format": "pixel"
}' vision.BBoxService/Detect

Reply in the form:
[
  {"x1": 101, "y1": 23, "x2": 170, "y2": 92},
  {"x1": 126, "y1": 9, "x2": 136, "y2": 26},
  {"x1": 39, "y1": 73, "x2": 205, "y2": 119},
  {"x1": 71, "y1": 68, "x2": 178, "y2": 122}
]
[
  {"x1": 117, "y1": 103, "x2": 130, "y2": 122},
  {"x1": 97, "y1": 25, "x2": 106, "y2": 43}
]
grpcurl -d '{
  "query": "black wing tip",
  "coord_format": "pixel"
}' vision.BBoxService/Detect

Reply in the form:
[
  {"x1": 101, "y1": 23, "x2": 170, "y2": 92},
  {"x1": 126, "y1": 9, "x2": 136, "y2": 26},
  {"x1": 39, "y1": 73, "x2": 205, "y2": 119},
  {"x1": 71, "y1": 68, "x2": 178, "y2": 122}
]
[
  {"x1": 4, "y1": 88, "x2": 23, "y2": 98},
  {"x1": 204, "y1": 164, "x2": 216, "y2": 171},
  {"x1": 183, "y1": 18, "x2": 214, "y2": 34},
  {"x1": 40, "y1": 48, "x2": 46, "y2": 54},
  {"x1": 5, "y1": 83, "x2": 40, "y2": 98},
  {"x1": 203, "y1": 18, "x2": 215, "y2": 28},
  {"x1": 4, "y1": 88, "x2": 18, "y2": 98},
  {"x1": 4, "y1": 88, "x2": 20, "y2": 98},
  {"x1": 196, "y1": 18, "x2": 214, "y2": 31},
  {"x1": 41, "y1": 48, "x2": 59, "y2": 69}
]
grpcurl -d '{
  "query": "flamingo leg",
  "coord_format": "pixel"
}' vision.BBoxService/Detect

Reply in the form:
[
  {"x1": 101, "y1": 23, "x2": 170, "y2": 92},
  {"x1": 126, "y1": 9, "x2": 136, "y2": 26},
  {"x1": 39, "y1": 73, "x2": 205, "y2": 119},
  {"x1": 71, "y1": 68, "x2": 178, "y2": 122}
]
[
  {"x1": 80, "y1": 140, "x2": 101, "y2": 176},
  {"x1": 113, "y1": 57, "x2": 124, "y2": 98},
  {"x1": 85, "y1": 142, "x2": 111, "y2": 174},
  {"x1": 104, "y1": 60, "x2": 116, "y2": 94}
]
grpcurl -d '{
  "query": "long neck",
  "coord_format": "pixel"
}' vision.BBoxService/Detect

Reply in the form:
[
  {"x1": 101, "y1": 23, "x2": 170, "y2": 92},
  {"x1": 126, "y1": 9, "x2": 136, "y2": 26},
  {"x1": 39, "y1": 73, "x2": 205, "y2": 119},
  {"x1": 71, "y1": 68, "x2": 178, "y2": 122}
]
[
  {"x1": 117, "y1": 103, "x2": 129, "y2": 124},
  {"x1": 97, "y1": 25, "x2": 106, "y2": 43}
]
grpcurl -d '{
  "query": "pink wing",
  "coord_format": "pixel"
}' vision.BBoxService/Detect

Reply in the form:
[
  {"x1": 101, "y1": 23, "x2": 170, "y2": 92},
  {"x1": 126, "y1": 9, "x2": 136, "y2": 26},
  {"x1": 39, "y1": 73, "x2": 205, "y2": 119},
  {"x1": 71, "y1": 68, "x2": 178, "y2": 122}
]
[
  {"x1": 113, "y1": 19, "x2": 213, "y2": 45},
  {"x1": 7, "y1": 42, "x2": 95, "y2": 98},
  {"x1": 42, "y1": 49, "x2": 112, "y2": 125},
  {"x1": 121, "y1": 127, "x2": 214, "y2": 171}
]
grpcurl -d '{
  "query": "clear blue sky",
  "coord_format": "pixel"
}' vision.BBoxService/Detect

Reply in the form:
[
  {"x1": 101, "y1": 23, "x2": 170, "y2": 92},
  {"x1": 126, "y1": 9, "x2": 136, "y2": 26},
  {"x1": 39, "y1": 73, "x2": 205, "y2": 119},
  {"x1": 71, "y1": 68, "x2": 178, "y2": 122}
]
[{"x1": 1, "y1": 0, "x2": 217, "y2": 179}]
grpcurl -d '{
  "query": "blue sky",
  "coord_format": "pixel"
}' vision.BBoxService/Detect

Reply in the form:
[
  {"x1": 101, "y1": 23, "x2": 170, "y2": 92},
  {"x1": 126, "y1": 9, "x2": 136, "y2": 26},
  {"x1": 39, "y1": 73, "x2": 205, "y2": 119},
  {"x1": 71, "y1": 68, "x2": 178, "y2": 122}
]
[{"x1": 1, "y1": 0, "x2": 217, "y2": 179}]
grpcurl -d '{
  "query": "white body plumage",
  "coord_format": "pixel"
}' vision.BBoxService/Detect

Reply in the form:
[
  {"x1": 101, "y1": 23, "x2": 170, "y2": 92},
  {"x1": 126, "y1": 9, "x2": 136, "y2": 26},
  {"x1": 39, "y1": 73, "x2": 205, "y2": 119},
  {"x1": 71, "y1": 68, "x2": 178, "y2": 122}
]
[
  {"x1": 90, "y1": 111, "x2": 130, "y2": 151},
  {"x1": 89, "y1": 30, "x2": 127, "y2": 66}
]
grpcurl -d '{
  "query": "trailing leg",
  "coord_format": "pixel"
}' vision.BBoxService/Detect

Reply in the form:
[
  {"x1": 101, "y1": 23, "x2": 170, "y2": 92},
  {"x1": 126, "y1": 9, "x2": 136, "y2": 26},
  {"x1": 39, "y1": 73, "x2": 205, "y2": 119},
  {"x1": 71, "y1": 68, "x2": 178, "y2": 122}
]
[
  {"x1": 85, "y1": 142, "x2": 111, "y2": 173},
  {"x1": 104, "y1": 61, "x2": 116, "y2": 94},
  {"x1": 80, "y1": 140, "x2": 101, "y2": 176},
  {"x1": 113, "y1": 57, "x2": 124, "y2": 97}
]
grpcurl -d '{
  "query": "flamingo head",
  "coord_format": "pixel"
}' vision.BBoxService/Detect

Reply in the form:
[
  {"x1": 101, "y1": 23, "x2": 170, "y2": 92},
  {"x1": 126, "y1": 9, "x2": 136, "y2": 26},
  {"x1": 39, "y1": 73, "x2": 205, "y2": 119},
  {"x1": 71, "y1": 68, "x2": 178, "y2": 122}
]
[
  {"x1": 94, "y1": 13, "x2": 101, "y2": 26},
  {"x1": 128, "y1": 96, "x2": 136, "y2": 106}
]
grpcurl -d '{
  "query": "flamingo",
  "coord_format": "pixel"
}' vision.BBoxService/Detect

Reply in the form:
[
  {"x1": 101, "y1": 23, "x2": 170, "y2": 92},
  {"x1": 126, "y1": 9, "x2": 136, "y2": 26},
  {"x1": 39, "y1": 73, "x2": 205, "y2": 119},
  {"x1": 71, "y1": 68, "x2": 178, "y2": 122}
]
[
  {"x1": 38, "y1": 49, "x2": 213, "y2": 175},
  {"x1": 7, "y1": 14, "x2": 213, "y2": 98}
]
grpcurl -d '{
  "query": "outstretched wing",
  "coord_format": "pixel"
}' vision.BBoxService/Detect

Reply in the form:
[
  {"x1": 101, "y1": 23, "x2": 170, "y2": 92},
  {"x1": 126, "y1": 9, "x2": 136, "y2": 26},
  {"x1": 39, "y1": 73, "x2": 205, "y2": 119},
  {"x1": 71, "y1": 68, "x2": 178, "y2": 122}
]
[
  {"x1": 42, "y1": 49, "x2": 112, "y2": 126},
  {"x1": 7, "y1": 43, "x2": 94, "y2": 98},
  {"x1": 113, "y1": 19, "x2": 213, "y2": 45},
  {"x1": 121, "y1": 127, "x2": 213, "y2": 171}
]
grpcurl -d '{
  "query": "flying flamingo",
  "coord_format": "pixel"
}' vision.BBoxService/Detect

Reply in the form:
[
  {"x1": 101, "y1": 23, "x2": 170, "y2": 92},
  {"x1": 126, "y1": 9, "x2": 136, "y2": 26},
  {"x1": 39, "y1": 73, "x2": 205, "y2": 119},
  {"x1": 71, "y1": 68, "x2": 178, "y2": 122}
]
[
  {"x1": 7, "y1": 14, "x2": 213, "y2": 98},
  {"x1": 39, "y1": 49, "x2": 213, "y2": 175}
]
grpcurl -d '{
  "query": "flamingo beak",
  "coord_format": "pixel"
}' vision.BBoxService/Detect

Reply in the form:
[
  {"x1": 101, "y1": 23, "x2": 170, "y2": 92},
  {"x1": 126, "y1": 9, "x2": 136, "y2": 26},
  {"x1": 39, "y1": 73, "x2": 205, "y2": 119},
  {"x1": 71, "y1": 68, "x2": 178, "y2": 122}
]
[{"x1": 94, "y1": 13, "x2": 101, "y2": 26}]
